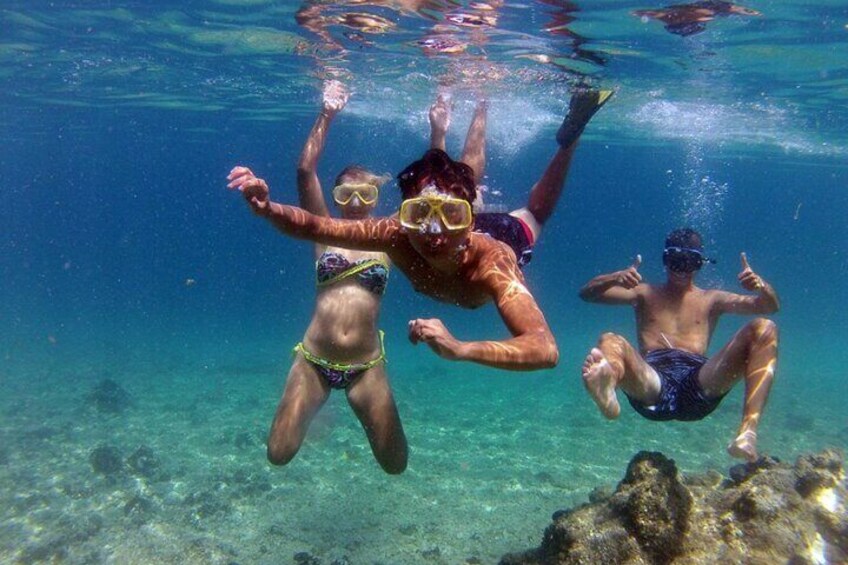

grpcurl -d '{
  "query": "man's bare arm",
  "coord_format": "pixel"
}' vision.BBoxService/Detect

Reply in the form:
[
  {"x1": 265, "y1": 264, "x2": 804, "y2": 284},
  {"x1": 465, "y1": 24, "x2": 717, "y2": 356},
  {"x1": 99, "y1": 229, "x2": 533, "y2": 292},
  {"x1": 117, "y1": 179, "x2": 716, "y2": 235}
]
[
  {"x1": 712, "y1": 282, "x2": 779, "y2": 315},
  {"x1": 466, "y1": 250, "x2": 559, "y2": 369},
  {"x1": 713, "y1": 252, "x2": 779, "y2": 315},
  {"x1": 408, "y1": 248, "x2": 558, "y2": 370},
  {"x1": 579, "y1": 255, "x2": 643, "y2": 305}
]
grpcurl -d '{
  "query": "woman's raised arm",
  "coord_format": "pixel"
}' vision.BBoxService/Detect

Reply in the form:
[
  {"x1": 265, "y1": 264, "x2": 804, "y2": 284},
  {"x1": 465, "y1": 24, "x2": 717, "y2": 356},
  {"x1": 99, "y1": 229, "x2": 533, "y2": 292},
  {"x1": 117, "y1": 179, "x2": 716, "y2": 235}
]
[{"x1": 296, "y1": 80, "x2": 350, "y2": 217}]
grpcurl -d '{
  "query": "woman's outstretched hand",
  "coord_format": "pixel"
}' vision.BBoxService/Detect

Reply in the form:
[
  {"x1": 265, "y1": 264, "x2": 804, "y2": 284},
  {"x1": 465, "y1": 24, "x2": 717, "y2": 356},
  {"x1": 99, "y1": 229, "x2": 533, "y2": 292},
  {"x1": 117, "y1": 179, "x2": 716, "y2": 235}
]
[{"x1": 227, "y1": 166, "x2": 271, "y2": 216}]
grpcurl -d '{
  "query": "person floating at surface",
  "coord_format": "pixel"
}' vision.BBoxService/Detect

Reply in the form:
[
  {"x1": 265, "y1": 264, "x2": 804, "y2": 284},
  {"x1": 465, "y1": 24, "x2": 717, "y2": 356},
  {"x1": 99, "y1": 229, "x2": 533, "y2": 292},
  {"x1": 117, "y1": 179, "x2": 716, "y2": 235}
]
[
  {"x1": 227, "y1": 89, "x2": 610, "y2": 371},
  {"x1": 267, "y1": 79, "x2": 407, "y2": 474},
  {"x1": 428, "y1": 89, "x2": 614, "y2": 267},
  {"x1": 633, "y1": 0, "x2": 761, "y2": 37},
  {"x1": 579, "y1": 228, "x2": 779, "y2": 462}
]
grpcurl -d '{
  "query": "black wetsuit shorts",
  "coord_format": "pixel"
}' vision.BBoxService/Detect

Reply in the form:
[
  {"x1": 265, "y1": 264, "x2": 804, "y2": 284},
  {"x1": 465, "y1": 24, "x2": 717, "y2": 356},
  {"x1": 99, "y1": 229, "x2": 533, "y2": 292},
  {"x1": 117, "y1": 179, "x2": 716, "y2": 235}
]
[{"x1": 473, "y1": 212, "x2": 534, "y2": 267}]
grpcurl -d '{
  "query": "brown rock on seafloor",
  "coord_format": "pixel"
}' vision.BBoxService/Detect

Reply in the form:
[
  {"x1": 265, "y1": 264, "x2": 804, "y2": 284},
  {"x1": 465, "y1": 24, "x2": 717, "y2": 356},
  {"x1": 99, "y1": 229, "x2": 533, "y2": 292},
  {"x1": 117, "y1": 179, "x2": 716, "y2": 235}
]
[{"x1": 501, "y1": 449, "x2": 847, "y2": 565}]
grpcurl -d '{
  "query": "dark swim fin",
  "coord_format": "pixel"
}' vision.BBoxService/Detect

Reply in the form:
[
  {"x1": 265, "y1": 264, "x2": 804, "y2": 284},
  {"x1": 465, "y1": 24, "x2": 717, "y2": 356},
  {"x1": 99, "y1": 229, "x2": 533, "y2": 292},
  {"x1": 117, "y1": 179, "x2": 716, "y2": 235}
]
[{"x1": 556, "y1": 89, "x2": 614, "y2": 148}]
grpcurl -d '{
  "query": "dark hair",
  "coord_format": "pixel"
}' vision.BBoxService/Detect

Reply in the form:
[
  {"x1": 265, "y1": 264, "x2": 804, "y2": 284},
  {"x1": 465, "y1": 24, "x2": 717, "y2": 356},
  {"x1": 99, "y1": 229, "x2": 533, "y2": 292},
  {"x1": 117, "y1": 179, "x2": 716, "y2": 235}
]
[
  {"x1": 396, "y1": 149, "x2": 476, "y2": 206},
  {"x1": 665, "y1": 228, "x2": 703, "y2": 250}
]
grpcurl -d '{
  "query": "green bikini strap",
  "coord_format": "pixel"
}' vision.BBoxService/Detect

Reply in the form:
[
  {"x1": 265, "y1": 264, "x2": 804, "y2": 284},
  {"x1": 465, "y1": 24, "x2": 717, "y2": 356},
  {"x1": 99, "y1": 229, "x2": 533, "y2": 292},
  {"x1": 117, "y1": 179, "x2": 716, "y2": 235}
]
[
  {"x1": 316, "y1": 258, "x2": 386, "y2": 287},
  {"x1": 293, "y1": 330, "x2": 386, "y2": 370}
]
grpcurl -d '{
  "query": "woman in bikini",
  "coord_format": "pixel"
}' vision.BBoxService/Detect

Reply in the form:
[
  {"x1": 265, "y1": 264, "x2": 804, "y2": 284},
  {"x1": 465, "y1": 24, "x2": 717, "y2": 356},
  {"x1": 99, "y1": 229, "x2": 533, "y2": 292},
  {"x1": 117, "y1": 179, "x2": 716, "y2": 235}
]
[{"x1": 266, "y1": 80, "x2": 407, "y2": 474}]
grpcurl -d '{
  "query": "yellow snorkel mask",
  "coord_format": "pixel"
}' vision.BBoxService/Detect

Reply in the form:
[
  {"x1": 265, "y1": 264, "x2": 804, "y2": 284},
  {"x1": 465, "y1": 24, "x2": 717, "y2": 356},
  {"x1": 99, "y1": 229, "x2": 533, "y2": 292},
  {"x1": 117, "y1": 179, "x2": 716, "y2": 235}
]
[
  {"x1": 333, "y1": 182, "x2": 379, "y2": 206},
  {"x1": 399, "y1": 194, "x2": 473, "y2": 233}
]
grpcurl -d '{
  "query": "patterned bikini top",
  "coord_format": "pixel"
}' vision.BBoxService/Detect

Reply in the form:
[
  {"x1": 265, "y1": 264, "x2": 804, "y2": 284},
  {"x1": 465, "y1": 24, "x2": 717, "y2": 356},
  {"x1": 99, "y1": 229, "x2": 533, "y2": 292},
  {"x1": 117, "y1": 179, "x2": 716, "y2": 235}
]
[{"x1": 316, "y1": 251, "x2": 389, "y2": 296}]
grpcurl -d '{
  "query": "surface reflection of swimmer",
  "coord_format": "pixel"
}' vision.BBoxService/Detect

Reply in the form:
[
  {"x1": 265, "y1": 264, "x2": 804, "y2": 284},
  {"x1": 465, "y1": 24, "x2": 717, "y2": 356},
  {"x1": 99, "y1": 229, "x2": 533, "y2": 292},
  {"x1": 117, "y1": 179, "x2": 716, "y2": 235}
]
[
  {"x1": 633, "y1": 0, "x2": 761, "y2": 37},
  {"x1": 416, "y1": 0, "x2": 502, "y2": 56},
  {"x1": 266, "y1": 80, "x2": 408, "y2": 474},
  {"x1": 536, "y1": 0, "x2": 606, "y2": 68},
  {"x1": 295, "y1": 0, "x2": 487, "y2": 57},
  {"x1": 296, "y1": 0, "x2": 442, "y2": 53},
  {"x1": 227, "y1": 90, "x2": 609, "y2": 371},
  {"x1": 295, "y1": 6, "x2": 395, "y2": 44},
  {"x1": 579, "y1": 229, "x2": 779, "y2": 462}
]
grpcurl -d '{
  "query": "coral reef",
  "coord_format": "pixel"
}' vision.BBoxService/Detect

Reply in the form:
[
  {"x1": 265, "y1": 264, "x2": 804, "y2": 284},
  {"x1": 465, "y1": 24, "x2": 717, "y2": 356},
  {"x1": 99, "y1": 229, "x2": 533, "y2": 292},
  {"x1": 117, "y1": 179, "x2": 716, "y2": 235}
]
[
  {"x1": 501, "y1": 450, "x2": 847, "y2": 565},
  {"x1": 89, "y1": 445, "x2": 124, "y2": 476},
  {"x1": 126, "y1": 445, "x2": 164, "y2": 480}
]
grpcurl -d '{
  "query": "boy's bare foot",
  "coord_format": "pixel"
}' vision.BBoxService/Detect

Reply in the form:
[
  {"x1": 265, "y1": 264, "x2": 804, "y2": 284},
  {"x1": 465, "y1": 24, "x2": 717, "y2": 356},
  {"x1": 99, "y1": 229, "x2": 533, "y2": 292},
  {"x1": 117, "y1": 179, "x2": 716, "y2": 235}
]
[
  {"x1": 581, "y1": 347, "x2": 621, "y2": 419},
  {"x1": 727, "y1": 429, "x2": 758, "y2": 462}
]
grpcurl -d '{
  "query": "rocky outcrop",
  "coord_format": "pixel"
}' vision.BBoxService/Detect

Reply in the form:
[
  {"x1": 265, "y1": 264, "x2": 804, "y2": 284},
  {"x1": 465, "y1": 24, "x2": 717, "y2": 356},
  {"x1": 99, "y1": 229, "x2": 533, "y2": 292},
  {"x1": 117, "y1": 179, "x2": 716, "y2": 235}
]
[
  {"x1": 501, "y1": 450, "x2": 847, "y2": 565},
  {"x1": 85, "y1": 378, "x2": 133, "y2": 414}
]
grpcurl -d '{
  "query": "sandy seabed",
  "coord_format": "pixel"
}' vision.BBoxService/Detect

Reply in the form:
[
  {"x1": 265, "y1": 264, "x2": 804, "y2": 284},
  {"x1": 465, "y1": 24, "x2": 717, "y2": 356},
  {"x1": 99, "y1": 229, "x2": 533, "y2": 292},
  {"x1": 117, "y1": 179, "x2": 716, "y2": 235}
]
[{"x1": 1, "y1": 341, "x2": 843, "y2": 564}]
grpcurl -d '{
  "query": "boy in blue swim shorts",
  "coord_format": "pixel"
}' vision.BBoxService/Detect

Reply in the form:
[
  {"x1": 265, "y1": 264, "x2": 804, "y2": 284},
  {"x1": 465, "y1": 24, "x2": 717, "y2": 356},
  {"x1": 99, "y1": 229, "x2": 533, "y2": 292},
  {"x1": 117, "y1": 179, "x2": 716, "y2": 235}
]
[{"x1": 578, "y1": 228, "x2": 780, "y2": 462}]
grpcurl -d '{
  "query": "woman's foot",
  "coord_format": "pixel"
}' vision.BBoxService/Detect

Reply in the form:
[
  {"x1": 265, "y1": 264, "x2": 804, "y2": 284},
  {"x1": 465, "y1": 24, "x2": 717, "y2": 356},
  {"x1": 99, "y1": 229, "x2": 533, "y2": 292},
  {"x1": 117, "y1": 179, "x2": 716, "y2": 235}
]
[{"x1": 581, "y1": 347, "x2": 621, "y2": 419}]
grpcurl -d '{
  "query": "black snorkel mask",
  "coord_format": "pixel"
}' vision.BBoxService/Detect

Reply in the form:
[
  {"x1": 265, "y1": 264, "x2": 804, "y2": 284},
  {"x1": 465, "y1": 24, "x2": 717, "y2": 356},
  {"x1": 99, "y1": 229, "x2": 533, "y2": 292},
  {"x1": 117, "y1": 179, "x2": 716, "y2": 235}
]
[{"x1": 663, "y1": 246, "x2": 717, "y2": 273}]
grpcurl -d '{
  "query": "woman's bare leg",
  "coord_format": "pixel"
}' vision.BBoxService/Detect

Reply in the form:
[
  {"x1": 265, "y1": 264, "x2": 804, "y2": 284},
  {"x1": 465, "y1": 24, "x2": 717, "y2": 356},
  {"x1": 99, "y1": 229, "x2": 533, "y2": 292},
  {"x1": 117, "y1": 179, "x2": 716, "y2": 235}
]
[
  {"x1": 346, "y1": 365, "x2": 408, "y2": 474},
  {"x1": 266, "y1": 355, "x2": 331, "y2": 465}
]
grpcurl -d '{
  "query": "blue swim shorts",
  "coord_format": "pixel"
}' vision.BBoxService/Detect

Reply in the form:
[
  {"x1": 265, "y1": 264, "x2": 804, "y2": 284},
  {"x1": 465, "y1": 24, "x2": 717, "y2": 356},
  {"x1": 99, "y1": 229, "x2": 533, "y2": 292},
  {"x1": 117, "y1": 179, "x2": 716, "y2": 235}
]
[{"x1": 625, "y1": 348, "x2": 725, "y2": 422}]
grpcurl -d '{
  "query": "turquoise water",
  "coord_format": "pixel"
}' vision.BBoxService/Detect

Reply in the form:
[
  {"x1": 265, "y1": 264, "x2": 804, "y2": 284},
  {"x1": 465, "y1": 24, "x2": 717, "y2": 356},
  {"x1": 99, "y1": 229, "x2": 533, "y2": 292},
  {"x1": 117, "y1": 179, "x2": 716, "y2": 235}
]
[{"x1": 2, "y1": 2, "x2": 847, "y2": 563}]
